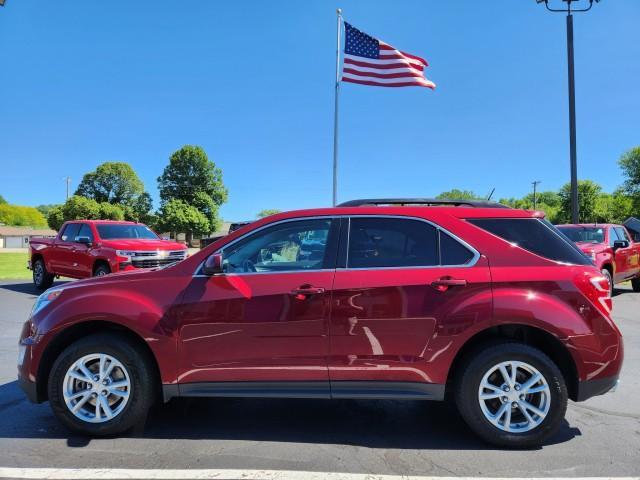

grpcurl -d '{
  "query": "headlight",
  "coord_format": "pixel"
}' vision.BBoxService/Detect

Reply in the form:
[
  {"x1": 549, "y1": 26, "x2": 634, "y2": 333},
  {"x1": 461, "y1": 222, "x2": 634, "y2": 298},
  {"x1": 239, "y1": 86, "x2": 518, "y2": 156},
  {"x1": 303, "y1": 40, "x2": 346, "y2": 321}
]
[
  {"x1": 31, "y1": 288, "x2": 64, "y2": 317},
  {"x1": 116, "y1": 250, "x2": 136, "y2": 261}
]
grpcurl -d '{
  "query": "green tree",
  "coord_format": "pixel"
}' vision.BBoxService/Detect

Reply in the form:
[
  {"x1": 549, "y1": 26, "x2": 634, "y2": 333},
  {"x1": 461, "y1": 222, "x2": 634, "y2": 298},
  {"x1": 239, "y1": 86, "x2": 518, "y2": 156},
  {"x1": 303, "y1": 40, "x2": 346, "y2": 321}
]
[
  {"x1": 0, "y1": 204, "x2": 47, "y2": 227},
  {"x1": 47, "y1": 206, "x2": 65, "y2": 231},
  {"x1": 35, "y1": 204, "x2": 60, "y2": 218},
  {"x1": 557, "y1": 180, "x2": 602, "y2": 223},
  {"x1": 436, "y1": 189, "x2": 481, "y2": 200},
  {"x1": 594, "y1": 190, "x2": 634, "y2": 223},
  {"x1": 75, "y1": 162, "x2": 145, "y2": 205},
  {"x1": 257, "y1": 209, "x2": 281, "y2": 218},
  {"x1": 156, "y1": 199, "x2": 210, "y2": 238},
  {"x1": 619, "y1": 146, "x2": 640, "y2": 210},
  {"x1": 44, "y1": 195, "x2": 125, "y2": 230},
  {"x1": 0, "y1": 194, "x2": 7, "y2": 204},
  {"x1": 157, "y1": 145, "x2": 227, "y2": 242}
]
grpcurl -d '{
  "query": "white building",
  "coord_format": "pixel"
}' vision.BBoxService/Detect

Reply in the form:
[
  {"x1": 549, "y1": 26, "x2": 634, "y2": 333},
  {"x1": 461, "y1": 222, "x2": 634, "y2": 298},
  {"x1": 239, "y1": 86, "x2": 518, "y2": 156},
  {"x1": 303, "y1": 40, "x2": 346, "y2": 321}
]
[{"x1": 0, "y1": 226, "x2": 57, "y2": 249}]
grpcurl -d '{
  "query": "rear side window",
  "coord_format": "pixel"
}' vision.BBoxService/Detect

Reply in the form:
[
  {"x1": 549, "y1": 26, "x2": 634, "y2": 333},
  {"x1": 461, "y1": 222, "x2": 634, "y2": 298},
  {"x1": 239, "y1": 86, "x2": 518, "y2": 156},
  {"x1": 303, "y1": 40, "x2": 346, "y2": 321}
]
[
  {"x1": 440, "y1": 231, "x2": 474, "y2": 265},
  {"x1": 348, "y1": 218, "x2": 438, "y2": 268},
  {"x1": 468, "y1": 218, "x2": 591, "y2": 265},
  {"x1": 60, "y1": 223, "x2": 80, "y2": 242}
]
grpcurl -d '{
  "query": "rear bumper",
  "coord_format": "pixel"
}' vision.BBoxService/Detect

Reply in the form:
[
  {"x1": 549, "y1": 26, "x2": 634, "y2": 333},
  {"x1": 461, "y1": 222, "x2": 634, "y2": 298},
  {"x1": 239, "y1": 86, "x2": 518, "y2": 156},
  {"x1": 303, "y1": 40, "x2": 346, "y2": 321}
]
[{"x1": 576, "y1": 375, "x2": 619, "y2": 401}]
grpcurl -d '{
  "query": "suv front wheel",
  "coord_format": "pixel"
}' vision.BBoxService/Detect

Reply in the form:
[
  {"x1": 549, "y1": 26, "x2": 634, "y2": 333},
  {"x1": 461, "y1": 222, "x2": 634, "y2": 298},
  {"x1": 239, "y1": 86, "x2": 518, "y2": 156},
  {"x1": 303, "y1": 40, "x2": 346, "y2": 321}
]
[
  {"x1": 455, "y1": 342, "x2": 568, "y2": 448},
  {"x1": 48, "y1": 333, "x2": 155, "y2": 436}
]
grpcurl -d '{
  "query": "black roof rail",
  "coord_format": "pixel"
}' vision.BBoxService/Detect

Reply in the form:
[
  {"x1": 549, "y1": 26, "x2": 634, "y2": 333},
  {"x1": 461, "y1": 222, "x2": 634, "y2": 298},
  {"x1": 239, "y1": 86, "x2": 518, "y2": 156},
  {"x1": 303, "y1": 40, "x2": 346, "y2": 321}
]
[{"x1": 336, "y1": 198, "x2": 510, "y2": 208}]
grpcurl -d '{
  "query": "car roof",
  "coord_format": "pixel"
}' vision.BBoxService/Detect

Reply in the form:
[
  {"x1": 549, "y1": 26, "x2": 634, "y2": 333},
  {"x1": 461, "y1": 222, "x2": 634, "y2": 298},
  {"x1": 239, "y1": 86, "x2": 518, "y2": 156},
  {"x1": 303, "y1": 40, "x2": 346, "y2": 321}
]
[
  {"x1": 66, "y1": 220, "x2": 140, "y2": 225},
  {"x1": 261, "y1": 206, "x2": 542, "y2": 220}
]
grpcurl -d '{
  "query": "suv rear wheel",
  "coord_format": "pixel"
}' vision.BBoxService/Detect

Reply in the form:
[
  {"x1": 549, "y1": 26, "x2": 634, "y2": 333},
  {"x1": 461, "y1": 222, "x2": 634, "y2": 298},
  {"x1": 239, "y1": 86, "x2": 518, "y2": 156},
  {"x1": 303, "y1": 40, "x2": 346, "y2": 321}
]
[
  {"x1": 632, "y1": 277, "x2": 640, "y2": 292},
  {"x1": 48, "y1": 333, "x2": 155, "y2": 436},
  {"x1": 455, "y1": 342, "x2": 567, "y2": 448}
]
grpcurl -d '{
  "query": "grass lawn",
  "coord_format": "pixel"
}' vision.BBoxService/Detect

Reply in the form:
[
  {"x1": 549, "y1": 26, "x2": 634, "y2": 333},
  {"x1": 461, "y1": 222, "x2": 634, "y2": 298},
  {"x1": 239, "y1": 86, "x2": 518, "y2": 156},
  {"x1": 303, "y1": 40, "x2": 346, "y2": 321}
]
[{"x1": 0, "y1": 252, "x2": 31, "y2": 280}]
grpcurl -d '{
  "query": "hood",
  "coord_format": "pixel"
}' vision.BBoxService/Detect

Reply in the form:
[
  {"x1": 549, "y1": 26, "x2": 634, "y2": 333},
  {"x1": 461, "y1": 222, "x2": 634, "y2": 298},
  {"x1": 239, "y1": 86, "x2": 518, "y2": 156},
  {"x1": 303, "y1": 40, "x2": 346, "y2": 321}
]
[
  {"x1": 575, "y1": 241, "x2": 606, "y2": 254},
  {"x1": 99, "y1": 239, "x2": 186, "y2": 251}
]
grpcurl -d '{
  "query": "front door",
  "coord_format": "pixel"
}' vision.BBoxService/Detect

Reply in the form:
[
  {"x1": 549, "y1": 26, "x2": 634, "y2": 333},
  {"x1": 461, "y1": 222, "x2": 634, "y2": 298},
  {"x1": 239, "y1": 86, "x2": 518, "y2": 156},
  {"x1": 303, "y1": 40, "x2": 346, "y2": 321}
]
[
  {"x1": 612, "y1": 226, "x2": 639, "y2": 282},
  {"x1": 329, "y1": 216, "x2": 492, "y2": 398},
  {"x1": 177, "y1": 217, "x2": 340, "y2": 396},
  {"x1": 50, "y1": 223, "x2": 81, "y2": 276}
]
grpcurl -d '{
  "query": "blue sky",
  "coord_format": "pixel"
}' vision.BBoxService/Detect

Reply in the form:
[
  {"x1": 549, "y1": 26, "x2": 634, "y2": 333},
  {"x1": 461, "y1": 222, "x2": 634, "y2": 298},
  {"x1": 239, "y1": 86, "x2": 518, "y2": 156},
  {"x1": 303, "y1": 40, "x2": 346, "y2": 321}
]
[{"x1": 1, "y1": 0, "x2": 639, "y2": 221}]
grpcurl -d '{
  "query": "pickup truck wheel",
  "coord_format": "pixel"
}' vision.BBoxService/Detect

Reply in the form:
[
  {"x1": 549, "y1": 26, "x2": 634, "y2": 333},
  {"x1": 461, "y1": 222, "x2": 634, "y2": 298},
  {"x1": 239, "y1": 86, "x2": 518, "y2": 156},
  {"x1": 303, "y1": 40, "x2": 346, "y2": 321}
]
[
  {"x1": 94, "y1": 264, "x2": 111, "y2": 277},
  {"x1": 601, "y1": 269, "x2": 613, "y2": 297},
  {"x1": 33, "y1": 258, "x2": 54, "y2": 291},
  {"x1": 632, "y1": 278, "x2": 640, "y2": 292},
  {"x1": 48, "y1": 333, "x2": 155, "y2": 436},
  {"x1": 455, "y1": 342, "x2": 567, "y2": 448}
]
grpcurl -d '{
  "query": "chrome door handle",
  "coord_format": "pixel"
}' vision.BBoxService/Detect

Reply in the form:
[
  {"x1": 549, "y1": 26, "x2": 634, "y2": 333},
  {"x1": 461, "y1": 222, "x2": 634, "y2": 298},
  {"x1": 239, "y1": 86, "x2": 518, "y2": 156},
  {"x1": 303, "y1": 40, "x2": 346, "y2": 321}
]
[{"x1": 291, "y1": 286, "x2": 325, "y2": 299}]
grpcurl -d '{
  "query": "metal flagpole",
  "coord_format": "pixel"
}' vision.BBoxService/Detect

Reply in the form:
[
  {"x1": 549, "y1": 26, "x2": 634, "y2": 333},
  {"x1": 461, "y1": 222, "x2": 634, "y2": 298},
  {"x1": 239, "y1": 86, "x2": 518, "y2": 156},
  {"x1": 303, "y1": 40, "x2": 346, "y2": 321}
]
[{"x1": 332, "y1": 8, "x2": 343, "y2": 206}]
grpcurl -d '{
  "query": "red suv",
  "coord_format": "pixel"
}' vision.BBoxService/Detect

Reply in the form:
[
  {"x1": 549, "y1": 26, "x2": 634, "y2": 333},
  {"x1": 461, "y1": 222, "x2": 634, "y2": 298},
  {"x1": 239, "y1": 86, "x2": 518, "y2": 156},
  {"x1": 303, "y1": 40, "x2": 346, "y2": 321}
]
[
  {"x1": 18, "y1": 199, "x2": 623, "y2": 447},
  {"x1": 556, "y1": 223, "x2": 640, "y2": 295}
]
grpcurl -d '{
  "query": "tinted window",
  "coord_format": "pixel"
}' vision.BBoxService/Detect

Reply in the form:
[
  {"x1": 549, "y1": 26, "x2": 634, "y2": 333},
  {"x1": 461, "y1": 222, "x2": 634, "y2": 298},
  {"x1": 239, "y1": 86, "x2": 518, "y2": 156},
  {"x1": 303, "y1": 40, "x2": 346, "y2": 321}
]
[
  {"x1": 614, "y1": 227, "x2": 630, "y2": 243},
  {"x1": 96, "y1": 224, "x2": 159, "y2": 240},
  {"x1": 76, "y1": 224, "x2": 94, "y2": 242},
  {"x1": 60, "y1": 223, "x2": 80, "y2": 242},
  {"x1": 440, "y1": 231, "x2": 474, "y2": 265},
  {"x1": 468, "y1": 218, "x2": 591, "y2": 265},
  {"x1": 223, "y1": 219, "x2": 332, "y2": 273},
  {"x1": 348, "y1": 218, "x2": 438, "y2": 268},
  {"x1": 556, "y1": 226, "x2": 605, "y2": 244},
  {"x1": 609, "y1": 227, "x2": 620, "y2": 246}
]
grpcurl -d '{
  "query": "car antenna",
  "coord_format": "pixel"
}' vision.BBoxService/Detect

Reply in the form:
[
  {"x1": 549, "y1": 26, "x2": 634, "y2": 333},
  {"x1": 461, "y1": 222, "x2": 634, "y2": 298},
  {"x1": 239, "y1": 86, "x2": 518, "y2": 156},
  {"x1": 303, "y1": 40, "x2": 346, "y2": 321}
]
[{"x1": 486, "y1": 188, "x2": 495, "y2": 201}]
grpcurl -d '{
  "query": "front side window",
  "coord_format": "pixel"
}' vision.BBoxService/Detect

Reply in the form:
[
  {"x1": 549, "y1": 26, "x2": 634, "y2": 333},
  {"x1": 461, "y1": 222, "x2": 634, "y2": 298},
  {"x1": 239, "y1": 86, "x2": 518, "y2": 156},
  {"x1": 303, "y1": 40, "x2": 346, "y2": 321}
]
[
  {"x1": 469, "y1": 218, "x2": 591, "y2": 265},
  {"x1": 96, "y1": 224, "x2": 159, "y2": 240},
  {"x1": 609, "y1": 227, "x2": 620, "y2": 246},
  {"x1": 614, "y1": 227, "x2": 630, "y2": 243},
  {"x1": 222, "y1": 219, "x2": 332, "y2": 273},
  {"x1": 60, "y1": 223, "x2": 80, "y2": 242},
  {"x1": 76, "y1": 224, "x2": 94, "y2": 242},
  {"x1": 347, "y1": 218, "x2": 438, "y2": 268}
]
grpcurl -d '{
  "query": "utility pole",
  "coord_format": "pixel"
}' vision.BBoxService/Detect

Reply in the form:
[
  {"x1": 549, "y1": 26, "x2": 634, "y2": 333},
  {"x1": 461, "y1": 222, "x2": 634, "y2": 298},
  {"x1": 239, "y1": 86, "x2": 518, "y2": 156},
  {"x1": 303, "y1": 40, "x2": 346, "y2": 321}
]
[
  {"x1": 532, "y1": 180, "x2": 542, "y2": 210},
  {"x1": 64, "y1": 177, "x2": 71, "y2": 200},
  {"x1": 535, "y1": 0, "x2": 599, "y2": 223}
]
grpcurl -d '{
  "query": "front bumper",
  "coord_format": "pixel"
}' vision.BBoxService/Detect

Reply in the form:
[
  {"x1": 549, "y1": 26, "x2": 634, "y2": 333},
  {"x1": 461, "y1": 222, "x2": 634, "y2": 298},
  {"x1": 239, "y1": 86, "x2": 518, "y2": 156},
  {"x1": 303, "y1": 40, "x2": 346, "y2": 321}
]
[
  {"x1": 18, "y1": 374, "x2": 39, "y2": 403},
  {"x1": 576, "y1": 375, "x2": 619, "y2": 401}
]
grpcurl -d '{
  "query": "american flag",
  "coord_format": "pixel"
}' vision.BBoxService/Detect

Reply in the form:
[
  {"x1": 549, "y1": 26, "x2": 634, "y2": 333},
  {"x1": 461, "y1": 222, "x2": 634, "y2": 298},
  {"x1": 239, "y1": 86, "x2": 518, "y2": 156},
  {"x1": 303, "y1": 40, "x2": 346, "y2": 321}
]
[{"x1": 342, "y1": 22, "x2": 435, "y2": 89}]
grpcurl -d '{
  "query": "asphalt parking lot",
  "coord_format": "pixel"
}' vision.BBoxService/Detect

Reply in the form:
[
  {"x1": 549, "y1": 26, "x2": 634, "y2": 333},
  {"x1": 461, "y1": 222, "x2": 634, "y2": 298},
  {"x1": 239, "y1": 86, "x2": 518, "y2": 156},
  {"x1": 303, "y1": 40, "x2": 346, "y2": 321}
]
[{"x1": 0, "y1": 280, "x2": 639, "y2": 478}]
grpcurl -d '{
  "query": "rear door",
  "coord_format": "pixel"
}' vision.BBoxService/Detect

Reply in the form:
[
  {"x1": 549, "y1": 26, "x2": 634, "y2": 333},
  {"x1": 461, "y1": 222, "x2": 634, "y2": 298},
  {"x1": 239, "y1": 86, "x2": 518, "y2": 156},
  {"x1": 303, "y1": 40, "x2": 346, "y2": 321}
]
[{"x1": 328, "y1": 216, "x2": 492, "y2": 398}]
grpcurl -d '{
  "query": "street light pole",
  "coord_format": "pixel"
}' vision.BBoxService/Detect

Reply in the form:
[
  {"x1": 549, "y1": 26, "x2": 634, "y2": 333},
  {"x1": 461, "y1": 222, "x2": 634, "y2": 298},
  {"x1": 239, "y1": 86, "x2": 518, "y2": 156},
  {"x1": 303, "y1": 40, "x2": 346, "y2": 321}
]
[{"x1": 536, "y1": 0, "x2": 599, "y2": 223}]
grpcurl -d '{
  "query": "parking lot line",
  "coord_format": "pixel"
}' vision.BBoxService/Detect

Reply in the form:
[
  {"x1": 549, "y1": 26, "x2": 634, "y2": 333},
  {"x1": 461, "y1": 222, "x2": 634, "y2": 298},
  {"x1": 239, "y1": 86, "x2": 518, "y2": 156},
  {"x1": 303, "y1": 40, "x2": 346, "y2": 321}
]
[{"x1": 0, "y1": 470, "x2": 638, "y2": 480}]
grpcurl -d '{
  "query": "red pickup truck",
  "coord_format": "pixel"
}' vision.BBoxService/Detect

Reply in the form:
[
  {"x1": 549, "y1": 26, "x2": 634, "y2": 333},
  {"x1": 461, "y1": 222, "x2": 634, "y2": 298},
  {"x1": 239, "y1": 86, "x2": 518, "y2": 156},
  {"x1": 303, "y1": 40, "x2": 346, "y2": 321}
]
[
  {"x1": 556, "y1": 223, "x2": 640, "y2": 295},
  {"x1": 29, "y1": 220, "x2": 187, "y2": 290}
]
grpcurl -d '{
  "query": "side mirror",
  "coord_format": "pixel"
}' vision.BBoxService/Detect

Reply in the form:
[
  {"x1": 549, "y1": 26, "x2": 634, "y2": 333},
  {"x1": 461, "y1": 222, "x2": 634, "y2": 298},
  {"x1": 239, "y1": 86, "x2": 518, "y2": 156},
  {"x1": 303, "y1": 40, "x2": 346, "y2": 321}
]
[
  {"x1": 202, "y1": 253, "x2": 224, "y2": 276},
  {"x1": 613, "y1": 240, "x2": 629, "y2": 250},
  {"x1": 76, "y1": 236, "x2": 92, "y2": 246}
]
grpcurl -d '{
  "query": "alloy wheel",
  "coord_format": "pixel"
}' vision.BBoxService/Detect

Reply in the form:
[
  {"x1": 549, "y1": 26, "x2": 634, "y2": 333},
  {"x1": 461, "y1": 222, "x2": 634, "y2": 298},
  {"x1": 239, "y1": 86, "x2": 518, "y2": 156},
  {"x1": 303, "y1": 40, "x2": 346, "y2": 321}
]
[
  {"x1": 62, "y1": 353, "x2": 131, "y2": 423},
  {"x1": 478, "y1": 360, "x2": 551, "y2": 433}
]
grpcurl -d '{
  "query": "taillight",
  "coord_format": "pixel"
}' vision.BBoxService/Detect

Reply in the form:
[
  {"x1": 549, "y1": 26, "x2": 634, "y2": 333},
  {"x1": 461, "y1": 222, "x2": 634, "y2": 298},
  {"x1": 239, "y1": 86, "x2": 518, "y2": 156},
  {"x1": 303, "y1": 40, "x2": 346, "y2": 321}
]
[{"x1": 574, "y1": 271, "x2": 612, "y2": 317}]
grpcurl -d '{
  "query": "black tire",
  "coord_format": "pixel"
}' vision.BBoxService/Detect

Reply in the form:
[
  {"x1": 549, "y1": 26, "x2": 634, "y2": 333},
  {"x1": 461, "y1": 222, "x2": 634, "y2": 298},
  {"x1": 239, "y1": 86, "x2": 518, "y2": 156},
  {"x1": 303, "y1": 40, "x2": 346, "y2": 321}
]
[
  {"x1": 48, "y1": 333, "x2": 155, "y2": 436},
  {"x1": 602, "y1": 269, "x2": 614, "y2": 297},
  {"x1": 455, "y1": 342, "x2": 568, "y2": 448},
  {"x1": 632, "y1": 277, "x2": 640, "y2": 293},
  {"x1": 93, "y1": 264, "x2": 111, "y2": 277},
  {"x1": 32, "y1": 258, "x2": 54, "y2": 291}
]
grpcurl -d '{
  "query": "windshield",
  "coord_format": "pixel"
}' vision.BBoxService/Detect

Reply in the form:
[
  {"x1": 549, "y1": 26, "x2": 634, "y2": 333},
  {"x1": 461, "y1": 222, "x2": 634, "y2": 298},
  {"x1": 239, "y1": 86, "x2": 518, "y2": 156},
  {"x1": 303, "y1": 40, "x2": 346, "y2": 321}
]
[
  {"x1": 556, "y1": 226, "x2": 605, "y2": 244},
  {"x1": 96, "y1": 224, "x2": 159, "y2": 240}
]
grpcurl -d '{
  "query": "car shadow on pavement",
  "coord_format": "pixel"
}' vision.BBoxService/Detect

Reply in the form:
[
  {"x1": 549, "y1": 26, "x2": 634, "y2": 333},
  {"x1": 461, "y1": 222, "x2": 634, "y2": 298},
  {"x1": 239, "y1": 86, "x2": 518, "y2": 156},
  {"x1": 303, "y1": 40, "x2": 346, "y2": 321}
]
[
  {"x1": 0, "y1": 280, "x2": 69, "y2": 296},
  {"x1": 0, "y1": 380, "x2": 581, "y2": 451}
]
